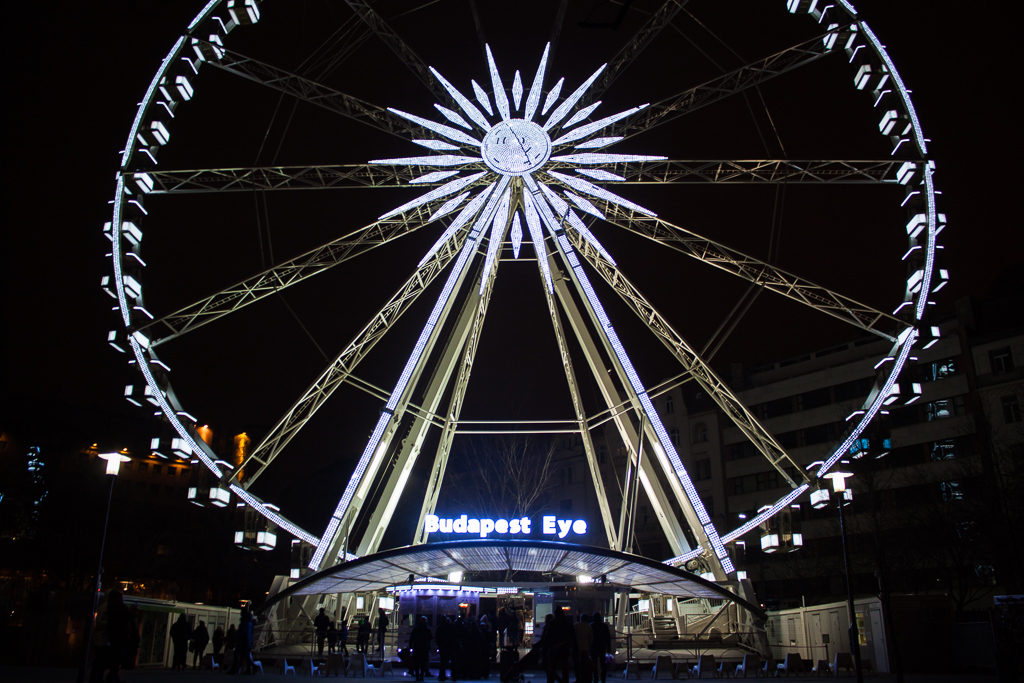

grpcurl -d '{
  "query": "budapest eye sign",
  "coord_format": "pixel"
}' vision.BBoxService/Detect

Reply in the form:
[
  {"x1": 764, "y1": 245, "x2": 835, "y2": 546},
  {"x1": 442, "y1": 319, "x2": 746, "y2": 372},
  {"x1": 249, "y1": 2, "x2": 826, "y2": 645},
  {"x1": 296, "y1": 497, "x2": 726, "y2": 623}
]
[{"x1": 424, "y1": 514, "x2": 588, "y2": 539}]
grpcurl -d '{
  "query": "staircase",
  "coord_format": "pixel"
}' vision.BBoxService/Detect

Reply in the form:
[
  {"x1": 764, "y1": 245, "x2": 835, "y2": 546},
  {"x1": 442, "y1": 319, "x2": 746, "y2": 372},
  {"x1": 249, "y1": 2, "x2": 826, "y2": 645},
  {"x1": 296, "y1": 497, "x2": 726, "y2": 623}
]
[{"x1": 651, "y1": 616, "x2": 678, "y2": 643}]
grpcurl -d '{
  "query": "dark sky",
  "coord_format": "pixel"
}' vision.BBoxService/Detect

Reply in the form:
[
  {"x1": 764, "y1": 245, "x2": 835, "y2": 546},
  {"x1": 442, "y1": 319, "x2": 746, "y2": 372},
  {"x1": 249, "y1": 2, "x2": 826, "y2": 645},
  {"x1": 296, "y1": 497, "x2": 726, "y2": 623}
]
[{"x1": 3, "y1": 1, "x2": 1019, "y2": 539}]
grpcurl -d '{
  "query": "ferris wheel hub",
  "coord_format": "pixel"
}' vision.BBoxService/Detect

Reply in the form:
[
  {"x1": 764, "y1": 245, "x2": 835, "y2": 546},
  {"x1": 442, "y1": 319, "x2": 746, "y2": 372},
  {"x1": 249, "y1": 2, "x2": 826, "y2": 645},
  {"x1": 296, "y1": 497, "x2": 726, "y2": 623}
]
[{"x1": 481, "y1": 119, "x2": 551, "y2": 176}]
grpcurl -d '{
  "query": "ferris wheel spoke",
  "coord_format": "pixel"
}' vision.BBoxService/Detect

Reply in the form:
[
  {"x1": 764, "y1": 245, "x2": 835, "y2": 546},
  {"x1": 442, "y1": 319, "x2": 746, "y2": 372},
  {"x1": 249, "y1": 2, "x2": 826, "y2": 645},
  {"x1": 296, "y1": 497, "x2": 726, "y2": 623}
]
[
  {"x1": 343, "y1": 0, "x2": 453, "y2": 106},
  {"x1": 565, "y1": 227, "x2": 808, "y2": 490},
  {"x1": 605, "y1": 29, "x2": 846, "y2": 141},
  {"x1": 204, "y1": 43, "x2": 419, "y2": 140},
  {"x1": 547, "y1": 159, "x2": 905, "y2": 184},
  {"x1": 596, "y1": 202, "x2": 902, "y2": 340},
  {"x1": 229, "y1": 225, "x2": 471, "y2": 489},
  {"x1": 584, "y1": 0, "x2": 692, "y2": 105},
  {"x1": 141, "y1": 163, "x2": 483, "y2": 193},
  {"x1": 136, "y1": 207, "x2": 441, "y2": 347}
]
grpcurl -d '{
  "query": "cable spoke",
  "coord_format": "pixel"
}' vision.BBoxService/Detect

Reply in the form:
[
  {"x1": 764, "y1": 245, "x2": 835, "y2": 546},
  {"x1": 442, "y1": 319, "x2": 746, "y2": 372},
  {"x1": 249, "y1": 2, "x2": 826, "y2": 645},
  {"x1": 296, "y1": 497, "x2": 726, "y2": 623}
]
[
  {"x1": 142, "y1": 163, "x2": 485, "y2": 193},
  {"x1": 202, "y1": 43, "x2": 418, "y2": 140},
  {"x1": 585, "y1": 0, "x2": 692, "y2": 103},
  {"x1": 565, "y1": 227, "x2": 808, "y2": 489},
  {"x1": 606, "y1": 29, "x2": 846, "y2": 140},
  {"x1": 549, "y1": 159, "x2": 904, "y2": 184},
  {"x1": 136, "y1": 206, "x2": 442, "y2": 346},
  {"x1": 595, "y1": 201, "x2": 902, "y2": 340},
  {"x1": 343, "y1": 0, "x2": 452, "y2": 105},
  {"x1": 231, "y1": 225, "x2": 471, "y2": 488}
]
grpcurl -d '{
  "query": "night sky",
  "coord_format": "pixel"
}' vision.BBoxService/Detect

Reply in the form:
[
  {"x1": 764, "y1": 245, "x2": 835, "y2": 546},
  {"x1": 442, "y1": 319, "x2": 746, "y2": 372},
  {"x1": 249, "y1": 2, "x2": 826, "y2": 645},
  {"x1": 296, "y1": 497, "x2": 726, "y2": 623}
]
[{"x1": 3, "y1": 1, "x2": 1019, "y2": 545}]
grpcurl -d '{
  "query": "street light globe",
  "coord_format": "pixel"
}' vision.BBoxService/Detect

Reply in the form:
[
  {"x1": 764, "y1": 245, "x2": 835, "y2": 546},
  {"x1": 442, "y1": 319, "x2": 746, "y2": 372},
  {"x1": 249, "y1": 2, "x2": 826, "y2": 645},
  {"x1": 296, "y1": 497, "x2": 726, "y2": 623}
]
[
  {"x1": 823, "y1": 470, "x2": 853, "y2": 493},
  {"x1": 98, "y1": 452, "x2": 131, "y2": 476}
]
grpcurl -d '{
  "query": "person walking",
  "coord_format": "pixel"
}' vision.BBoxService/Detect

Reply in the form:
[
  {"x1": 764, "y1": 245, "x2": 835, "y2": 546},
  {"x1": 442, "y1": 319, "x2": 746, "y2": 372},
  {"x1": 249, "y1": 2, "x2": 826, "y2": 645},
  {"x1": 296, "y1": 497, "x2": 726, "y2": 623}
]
[
  {"x1": 191, "y1": 619, "x2": 210, "y2": 668},
  {"x1": 410, "y1": 616, "x2": 433, "y2": 681}
]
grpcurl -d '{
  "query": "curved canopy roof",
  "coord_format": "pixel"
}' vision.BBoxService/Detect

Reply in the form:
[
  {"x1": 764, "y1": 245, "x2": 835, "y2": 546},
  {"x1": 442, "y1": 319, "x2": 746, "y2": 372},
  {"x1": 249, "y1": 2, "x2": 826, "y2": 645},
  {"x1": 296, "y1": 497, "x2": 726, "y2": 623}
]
[{"x1": 271, "y1": 539, "x2": 760, "y2": 614}]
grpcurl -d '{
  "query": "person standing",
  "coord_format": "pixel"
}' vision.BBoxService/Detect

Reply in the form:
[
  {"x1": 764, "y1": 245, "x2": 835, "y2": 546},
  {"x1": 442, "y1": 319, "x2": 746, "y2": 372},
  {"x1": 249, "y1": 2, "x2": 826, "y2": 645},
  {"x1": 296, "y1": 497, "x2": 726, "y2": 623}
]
[
  {"x1": 590, "y1": 613, "x2": 611, "y2": 683},
  {"x1": 574, "y1": 614, "x2": 592, "y2": 683},
  {"x1": 357, "y1": 617, "x2": 371, "y2": 653},
  {"x1": 229, "y1": 607, "x2": 253, "y2": 674},
  {"x1": 314, "y1": 607, "x2": 331, "y2": 658},
  {"x1": 191, "y1": 619, "x2": 210, "y2": 668},
  {"x1": 543, "y1": 612, "x2": 575, "y2": 683},
  {"x1": 212, "y1": 625, "x2": 226, "y2": 659},
  {"x1": 169, "y1": 613, "x2": 191, "y2": 671},
  {"x1": 410, "y1": 616, "x2": 433, "y2": 681},
  {"x1": 339, "y1": 619, "x2": 350, "y2": 655},
  {"x1": 376, "y1": 608, "x2": 389, "y2": 658},
  {"x1": 436, "y1": 616, "x2": 456, "y2": 682}
]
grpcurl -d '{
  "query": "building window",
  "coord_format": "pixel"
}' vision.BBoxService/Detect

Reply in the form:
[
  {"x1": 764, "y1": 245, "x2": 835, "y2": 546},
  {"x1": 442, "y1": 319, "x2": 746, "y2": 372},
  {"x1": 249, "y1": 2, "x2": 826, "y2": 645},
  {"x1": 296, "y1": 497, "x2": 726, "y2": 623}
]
[
  {"x1": 692, "y1": 422, "x2": 708, "y2": 444},
  {"x1": 694, "y1": 459, "x2": 711, "y2": 481},
  {"x1": 931, "y1": 439, "x2": 957, "y2": 461},
  {"x1": 755, "y1": 471, "x2": 779, "y2": 491},
  {"x1": 665, "y1": 395, "x2": 674, "y2": 414},
  {"x1": 927, "y1": 358, "x2": 958, "y2": 381},
  {"x1": 670, "y1": 428, "x2": 680, "y2": 447},
  {"x1": 990, "y1": 347, "x2": 1015, "y2": 374},
  {"x1": 1003, "y1": 395, "x2": 1022, "y2": 424},
  {"x1": 940, "y1": 481, "x2": 964, "y2": 502}
]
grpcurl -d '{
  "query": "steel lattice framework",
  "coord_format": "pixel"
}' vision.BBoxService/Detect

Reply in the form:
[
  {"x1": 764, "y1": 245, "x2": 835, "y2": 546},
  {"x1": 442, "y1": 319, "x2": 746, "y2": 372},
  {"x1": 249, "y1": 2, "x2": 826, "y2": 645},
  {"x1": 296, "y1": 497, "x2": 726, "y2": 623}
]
[{"x1": 106, "y1": 0, "x2": 944, "y2": 596}]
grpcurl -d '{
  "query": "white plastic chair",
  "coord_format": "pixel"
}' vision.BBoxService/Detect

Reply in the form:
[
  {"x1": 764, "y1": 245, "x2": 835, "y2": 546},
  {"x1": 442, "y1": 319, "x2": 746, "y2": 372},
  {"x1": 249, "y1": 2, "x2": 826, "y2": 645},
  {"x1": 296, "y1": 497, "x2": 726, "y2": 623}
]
[
  {"x1": 283, "y1": 658, "x2": 296, "y2": 675},
  {"x1": 651, "y1": 654, "x2": 674, "y2": 679},
  {"x1": 250, "y1": 653, "x2": 264, "y2": 674},
  {"x1": 734, "y1": 653, "x2": 759, "y2": 678},
  {"x1": 309, "y1": 658, "x2": 320, "y2": 676}
]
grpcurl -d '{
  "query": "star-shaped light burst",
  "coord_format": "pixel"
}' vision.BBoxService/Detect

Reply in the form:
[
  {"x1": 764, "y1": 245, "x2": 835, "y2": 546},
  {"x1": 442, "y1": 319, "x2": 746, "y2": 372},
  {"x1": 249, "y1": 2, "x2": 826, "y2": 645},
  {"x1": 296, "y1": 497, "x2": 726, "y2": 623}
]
[{"x1": 369, "y1": 44, "x2": 666, "y2": 294}]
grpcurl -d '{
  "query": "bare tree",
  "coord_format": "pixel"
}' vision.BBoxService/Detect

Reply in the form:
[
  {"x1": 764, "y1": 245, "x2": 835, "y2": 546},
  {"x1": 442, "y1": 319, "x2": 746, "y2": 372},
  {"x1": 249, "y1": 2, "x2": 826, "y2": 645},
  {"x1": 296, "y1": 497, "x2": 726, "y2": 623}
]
[{"x1": 441, "y1": 435, "x2": 560, "y2": 520}]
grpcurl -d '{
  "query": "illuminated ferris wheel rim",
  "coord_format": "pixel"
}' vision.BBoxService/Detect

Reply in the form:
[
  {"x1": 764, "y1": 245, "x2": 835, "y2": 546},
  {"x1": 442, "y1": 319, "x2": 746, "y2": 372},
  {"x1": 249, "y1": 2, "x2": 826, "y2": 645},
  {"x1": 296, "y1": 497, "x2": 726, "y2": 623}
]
[{"x1": 106, "y1": 0, "x2": 943, "y2": 570}]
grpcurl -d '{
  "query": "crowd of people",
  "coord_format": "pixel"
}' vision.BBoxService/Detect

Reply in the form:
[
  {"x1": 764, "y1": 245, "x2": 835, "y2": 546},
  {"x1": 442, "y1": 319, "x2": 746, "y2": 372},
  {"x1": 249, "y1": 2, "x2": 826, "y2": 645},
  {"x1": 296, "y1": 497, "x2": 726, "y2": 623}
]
[
  {"x1": 401, "y1": 608, "x2": 611, "y2": 683},
  {"x1": 169, "y1": 604, "x2": 255, "y2": 674}
]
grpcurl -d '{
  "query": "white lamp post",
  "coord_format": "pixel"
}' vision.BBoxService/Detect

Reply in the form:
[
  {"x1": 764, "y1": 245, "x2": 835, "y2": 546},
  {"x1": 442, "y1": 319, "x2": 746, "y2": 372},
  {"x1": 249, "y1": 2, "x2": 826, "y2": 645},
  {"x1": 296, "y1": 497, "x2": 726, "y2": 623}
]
[{"x1": 77, "y1": 451, "x2": 130, "y2": 683}]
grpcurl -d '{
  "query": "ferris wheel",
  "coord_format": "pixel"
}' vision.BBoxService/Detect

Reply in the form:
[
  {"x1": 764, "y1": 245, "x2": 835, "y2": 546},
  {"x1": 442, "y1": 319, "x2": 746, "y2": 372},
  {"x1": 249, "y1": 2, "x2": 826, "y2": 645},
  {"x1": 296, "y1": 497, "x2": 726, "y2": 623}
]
[{"x1": 105, "y1": 0, "x2": 944, "y2": 581}]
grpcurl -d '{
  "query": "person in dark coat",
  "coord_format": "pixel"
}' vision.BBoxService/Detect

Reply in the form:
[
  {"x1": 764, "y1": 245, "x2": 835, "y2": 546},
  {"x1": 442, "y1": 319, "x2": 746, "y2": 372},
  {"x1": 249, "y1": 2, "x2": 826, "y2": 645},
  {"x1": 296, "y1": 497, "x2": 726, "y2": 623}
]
[
  {"x1": 590, "y1": 613, "x2": 611, "y2": 683},
  {"x1": 339, "y1": 619, "x2": 350, "y2": 655},
  {"x1": 314, "y1": 607, "x2": 331, "y2": 657},
  {"x1": 376, "y1": 608, "x2": 390, "y2": 658},
  {"x1": 91, "y1": 588, "x2": 130, "y2": 683},
  {"x1": 357, "y1": 618, "x2": 371, "y2": 653},
  {"x1": 170, "y1": 613, "x2": 191, "y2": 671},
  {"x1": 410, "y1": 616, "x2": 433, "y2": 681},
  {"x1": 435, "y1": 616, "x2": 456, "y2": 681},
  {"x1": 229, "y1": 607, "x2": 253, "y2": 674},
  {"x1": 542, "y1": 612, "x2": 575, "y2": 683},
  {"x1": 212, "y1": 625, "x2": 226, "y2": 657},
  {"x1": 191, "y1": 619, "x2": 210, "y2": 668}
]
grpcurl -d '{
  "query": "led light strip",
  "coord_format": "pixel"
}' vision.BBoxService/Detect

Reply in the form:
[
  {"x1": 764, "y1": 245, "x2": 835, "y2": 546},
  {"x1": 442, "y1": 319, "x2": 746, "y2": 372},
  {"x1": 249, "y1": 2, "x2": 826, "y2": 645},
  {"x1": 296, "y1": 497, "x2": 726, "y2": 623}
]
[
  {"x1": 310, "y1": 176, "x2": 511, "y2": 570},
  {"x1": 816, "y1": 327, "x2": 917, "y2": 477},
  {"x1": 525, "y1": 174, "x2": 733, "y2": 574},
  {"x1": 230, "y1": 484, "x2": 320, "y2": 546}
]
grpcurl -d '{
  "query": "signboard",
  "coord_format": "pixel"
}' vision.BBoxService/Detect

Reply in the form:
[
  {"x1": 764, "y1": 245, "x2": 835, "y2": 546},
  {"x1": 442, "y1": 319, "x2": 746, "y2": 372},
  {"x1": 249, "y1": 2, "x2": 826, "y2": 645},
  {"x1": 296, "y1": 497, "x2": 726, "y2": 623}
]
[{"x1": 424, "y1": 514, "x2": 588, "y2": 539}]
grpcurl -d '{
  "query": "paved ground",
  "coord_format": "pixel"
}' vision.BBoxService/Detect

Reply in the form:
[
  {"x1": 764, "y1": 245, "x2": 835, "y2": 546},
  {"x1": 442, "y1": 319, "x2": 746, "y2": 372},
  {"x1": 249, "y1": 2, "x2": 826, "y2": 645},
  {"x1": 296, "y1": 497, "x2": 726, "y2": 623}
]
[{"x1": 0, "y1": 667, "x2": 999, "y2": 683}]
